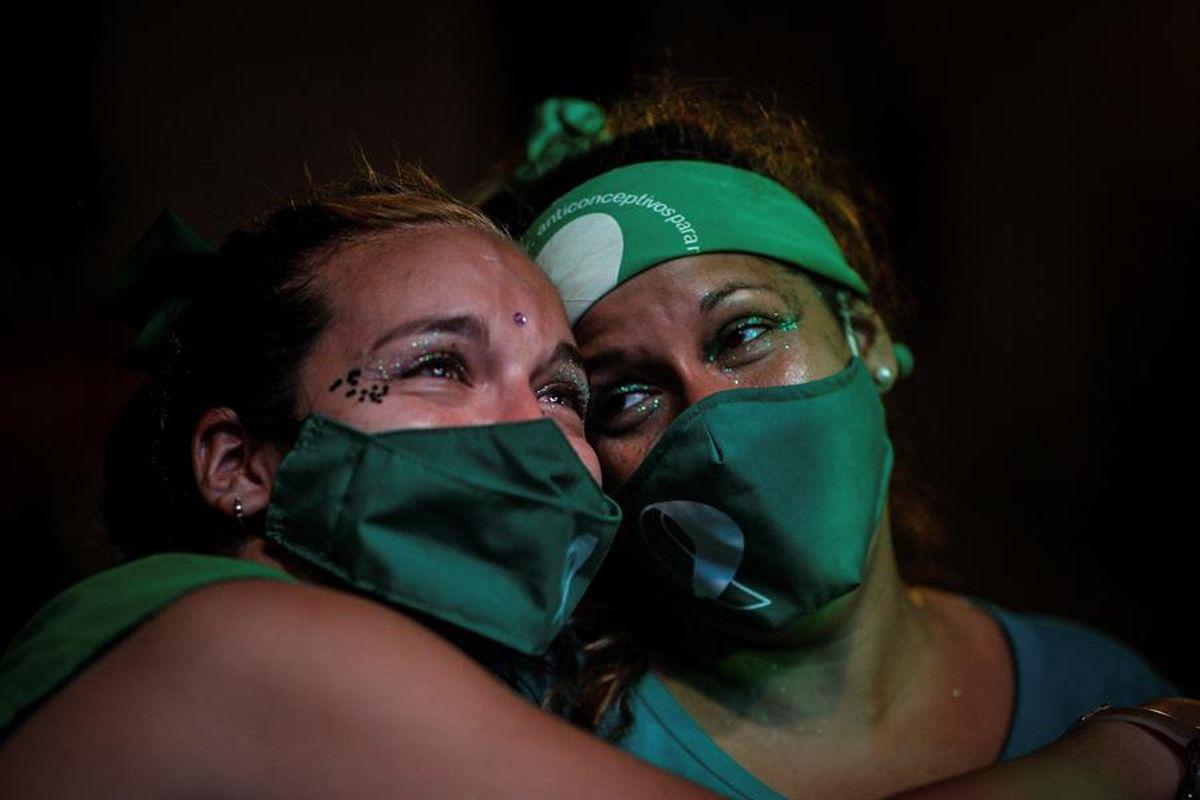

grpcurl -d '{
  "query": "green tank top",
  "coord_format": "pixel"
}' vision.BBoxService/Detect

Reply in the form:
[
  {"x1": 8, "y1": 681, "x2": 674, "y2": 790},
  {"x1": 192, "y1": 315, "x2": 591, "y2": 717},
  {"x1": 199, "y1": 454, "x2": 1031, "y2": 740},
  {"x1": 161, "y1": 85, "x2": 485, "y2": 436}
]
[{"x1": 0, "y1": 553, "x2": 294, "y2": 738}]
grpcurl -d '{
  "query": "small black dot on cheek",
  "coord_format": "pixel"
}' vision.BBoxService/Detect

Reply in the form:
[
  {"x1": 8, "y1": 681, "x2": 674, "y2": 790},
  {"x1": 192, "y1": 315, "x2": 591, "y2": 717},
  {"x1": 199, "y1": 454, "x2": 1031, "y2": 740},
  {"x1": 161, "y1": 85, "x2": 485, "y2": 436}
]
[
  {"x1": 328, "y1": 378, "x2": 343, "y2": 392},
  {"x1": 345, "y1": 389, "x2": 356, "y2": 398},
  {"x1": 347, "y1": 368, "x2": 362, "y2": 387},
  {"x1": 382, "y1": 385, "x2": 389, "y2": 395}
]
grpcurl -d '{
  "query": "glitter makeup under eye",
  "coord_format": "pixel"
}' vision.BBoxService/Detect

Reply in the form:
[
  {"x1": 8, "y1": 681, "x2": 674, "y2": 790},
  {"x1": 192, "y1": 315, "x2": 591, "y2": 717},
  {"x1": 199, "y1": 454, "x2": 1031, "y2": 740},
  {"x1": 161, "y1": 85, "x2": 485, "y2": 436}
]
[{"x1": 632, "y1": 396, "x2": 662, "y2": 416}]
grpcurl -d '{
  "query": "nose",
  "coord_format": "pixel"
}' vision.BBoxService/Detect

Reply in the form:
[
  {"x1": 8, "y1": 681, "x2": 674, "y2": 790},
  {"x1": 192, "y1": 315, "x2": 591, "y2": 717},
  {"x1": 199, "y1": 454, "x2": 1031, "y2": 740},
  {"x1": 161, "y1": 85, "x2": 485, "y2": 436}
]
[
  {"x1": 487, "y1": 376, "x2": 546, "y2": 425},
  {"x1": 678, "y1": 362, "x2": 738, "y2": 409}
]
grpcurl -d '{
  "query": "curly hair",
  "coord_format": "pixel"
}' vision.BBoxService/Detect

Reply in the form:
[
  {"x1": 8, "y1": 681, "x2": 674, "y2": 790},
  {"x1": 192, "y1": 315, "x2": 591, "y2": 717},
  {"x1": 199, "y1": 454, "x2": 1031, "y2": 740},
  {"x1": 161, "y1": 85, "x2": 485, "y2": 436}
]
[
  {"x1": 104, "y1": 166, "x2": 502, "y2": 560},
  {"x1": 480, "y1": 75, "x2": 945, "y2": 738}
]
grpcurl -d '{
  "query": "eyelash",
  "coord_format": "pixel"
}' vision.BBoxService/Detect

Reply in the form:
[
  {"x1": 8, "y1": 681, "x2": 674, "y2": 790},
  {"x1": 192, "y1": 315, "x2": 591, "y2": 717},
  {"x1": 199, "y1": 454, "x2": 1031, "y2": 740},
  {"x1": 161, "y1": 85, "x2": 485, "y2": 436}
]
[
  {"x1": 588, "y1": 382, "x2": 660, "y2": 435},
  {"x1": 589, "y1": 311, "x2": 800, "y2": 434},
  {"x1": 369, "y1": 350, "x2": 588, "y2": 418},
  {"x1": 376, "y1": 351, "x2": 470, "y2": 383},
  {"x1": 704, "y1": 313, "x2": 792, "y2": 364},
  {"x1": 538, "y1": 381, "x2": 589, "y2": 418}
]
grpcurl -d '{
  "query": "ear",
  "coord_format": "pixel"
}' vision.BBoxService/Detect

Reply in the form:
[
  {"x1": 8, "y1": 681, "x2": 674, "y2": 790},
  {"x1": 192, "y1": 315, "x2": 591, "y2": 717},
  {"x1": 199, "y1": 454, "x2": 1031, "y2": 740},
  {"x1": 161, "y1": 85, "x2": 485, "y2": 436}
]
[
  {"x1": 848, "y1": 299, "x2": 899, "y2": 393},
  {"x1": 192, "y1": 408, "x2": 283, "y2": 519}
]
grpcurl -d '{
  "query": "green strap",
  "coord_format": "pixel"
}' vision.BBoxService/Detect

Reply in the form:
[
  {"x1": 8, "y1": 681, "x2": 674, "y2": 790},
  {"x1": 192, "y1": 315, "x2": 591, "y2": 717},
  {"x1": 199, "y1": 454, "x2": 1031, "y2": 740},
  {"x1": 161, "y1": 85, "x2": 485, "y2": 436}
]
[{"x1": 0, "y1": 553, "x2": 294, "y2": 737}]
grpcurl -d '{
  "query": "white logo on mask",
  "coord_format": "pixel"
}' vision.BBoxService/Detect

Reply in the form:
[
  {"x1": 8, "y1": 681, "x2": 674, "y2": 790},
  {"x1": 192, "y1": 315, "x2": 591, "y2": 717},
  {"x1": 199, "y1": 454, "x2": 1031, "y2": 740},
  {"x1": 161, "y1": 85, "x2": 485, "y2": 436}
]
[{"x1": 639, "y1": 501, "x2": 771, "y2": 610}]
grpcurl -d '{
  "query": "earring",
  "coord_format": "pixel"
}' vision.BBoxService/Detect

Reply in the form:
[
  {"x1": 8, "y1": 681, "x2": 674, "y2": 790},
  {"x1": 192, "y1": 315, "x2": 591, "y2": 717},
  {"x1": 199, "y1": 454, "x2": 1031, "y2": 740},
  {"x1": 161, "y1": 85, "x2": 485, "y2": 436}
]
[
  {"x1": 233, "y1": 497, "x2": 244, "y2": 522},
  {"x1": 873, "y1": 365, "x2": 896, "y2": 391}
]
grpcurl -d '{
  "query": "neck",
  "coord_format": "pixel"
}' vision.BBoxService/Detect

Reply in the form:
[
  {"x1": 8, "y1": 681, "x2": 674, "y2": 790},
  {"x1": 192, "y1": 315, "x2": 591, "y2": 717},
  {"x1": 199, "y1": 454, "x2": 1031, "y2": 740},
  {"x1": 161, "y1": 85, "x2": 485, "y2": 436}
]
[{"x1": 657, "y1": 515, "x2": 936, "y2": 729}]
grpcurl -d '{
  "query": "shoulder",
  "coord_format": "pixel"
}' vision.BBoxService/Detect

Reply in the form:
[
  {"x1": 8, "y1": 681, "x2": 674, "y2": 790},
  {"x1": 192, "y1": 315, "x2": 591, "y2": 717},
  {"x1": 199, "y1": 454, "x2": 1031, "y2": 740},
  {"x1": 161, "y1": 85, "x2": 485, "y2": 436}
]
[
  {"x1": 983, "y1": 603, "x2": 1177, "y2": 700},
  {"x1": 122, "y1": 578, "x2": 493, "y2": 708},
  {"x1": 0, "y1": 580, "x2": 502, "y2": 797},
  {"x1": 974, "y1": 600, "x2": 1179, "y2": 759},
  {"x1": 3, "y1": 580, "x2": 716, "y2": 799}
]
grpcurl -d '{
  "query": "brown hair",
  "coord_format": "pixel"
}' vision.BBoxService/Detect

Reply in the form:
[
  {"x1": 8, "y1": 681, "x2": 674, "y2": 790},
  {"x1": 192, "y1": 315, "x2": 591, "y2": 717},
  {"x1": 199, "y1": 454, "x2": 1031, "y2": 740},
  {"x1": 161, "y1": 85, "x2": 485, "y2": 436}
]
[
  {"x1": 104, "y1": 165, "x2": 502, "y2": 559},
  {"x1": 482, "y1": 75, "x2": 945, "y2": 738}
]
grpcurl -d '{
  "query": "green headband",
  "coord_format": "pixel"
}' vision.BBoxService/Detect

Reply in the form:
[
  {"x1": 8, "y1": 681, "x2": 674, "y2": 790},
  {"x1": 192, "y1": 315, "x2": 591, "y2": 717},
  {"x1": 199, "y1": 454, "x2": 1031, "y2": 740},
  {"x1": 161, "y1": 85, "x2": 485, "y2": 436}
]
[{"x1": 523, "y1": 160, "x2": 869, "y2": 324}]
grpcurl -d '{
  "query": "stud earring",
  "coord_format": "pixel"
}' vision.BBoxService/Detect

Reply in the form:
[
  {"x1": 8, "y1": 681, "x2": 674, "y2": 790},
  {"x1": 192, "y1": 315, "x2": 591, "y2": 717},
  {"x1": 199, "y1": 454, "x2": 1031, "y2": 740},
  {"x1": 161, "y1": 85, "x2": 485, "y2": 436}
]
[
  {"x1": 873, "y1": 365, "x2": 896, "y2": 391},
  {"x1": 233, "y1": 497, "x2": 244, "y2": 521}
]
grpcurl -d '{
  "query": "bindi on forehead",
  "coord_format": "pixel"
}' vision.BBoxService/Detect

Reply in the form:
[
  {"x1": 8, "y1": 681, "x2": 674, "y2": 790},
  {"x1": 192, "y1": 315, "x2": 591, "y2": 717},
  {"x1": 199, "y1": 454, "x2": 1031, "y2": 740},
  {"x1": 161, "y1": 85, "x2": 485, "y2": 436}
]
[{"x1": 513, "y1": 311, "x2": 527, "y2": 327}]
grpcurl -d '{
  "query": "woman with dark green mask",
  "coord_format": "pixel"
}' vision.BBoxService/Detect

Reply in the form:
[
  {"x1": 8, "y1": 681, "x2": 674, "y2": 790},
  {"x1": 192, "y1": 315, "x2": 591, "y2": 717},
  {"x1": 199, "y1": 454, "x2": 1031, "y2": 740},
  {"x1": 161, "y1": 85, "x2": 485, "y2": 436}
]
[
  {"x1": 0, "y1": 168, "x2": 734, "y2": 798},
  {"x1": 483, "y1": 84, "x2": 1197, "y2": 799}
]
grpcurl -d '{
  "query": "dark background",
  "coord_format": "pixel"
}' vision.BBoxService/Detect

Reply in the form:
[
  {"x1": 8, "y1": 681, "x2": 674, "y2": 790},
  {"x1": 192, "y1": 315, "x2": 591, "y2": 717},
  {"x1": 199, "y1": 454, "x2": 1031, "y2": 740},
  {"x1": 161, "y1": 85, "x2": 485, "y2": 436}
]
[{"x1": 2, "y1": 2, "x2": 1196, "y2": 690}]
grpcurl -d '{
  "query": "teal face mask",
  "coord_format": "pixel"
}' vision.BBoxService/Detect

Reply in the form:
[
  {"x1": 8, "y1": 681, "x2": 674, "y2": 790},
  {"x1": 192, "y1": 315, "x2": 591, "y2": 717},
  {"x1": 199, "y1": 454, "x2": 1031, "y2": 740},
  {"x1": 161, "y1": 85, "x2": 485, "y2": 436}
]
[
  {"x1": 613, "y1": 359, "x2": 893, "y2": 640},
  {"x1": 265, "y1": 415, "x2": 622, "y2": 655}
]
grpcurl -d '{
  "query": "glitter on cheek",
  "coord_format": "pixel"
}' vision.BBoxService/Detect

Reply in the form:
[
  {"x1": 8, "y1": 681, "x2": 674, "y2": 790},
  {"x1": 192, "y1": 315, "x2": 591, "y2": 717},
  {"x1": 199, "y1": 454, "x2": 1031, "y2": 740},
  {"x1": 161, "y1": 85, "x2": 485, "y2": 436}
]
[
  {"x1": 632, "y1": 396, "x2": 662, "y2": 416},
  {"x1": 779, "y1": 316, "x2": 799, "y2": 332},
  {"x1": 513, "y1": 312, "x2": 527, "y2": 327}
]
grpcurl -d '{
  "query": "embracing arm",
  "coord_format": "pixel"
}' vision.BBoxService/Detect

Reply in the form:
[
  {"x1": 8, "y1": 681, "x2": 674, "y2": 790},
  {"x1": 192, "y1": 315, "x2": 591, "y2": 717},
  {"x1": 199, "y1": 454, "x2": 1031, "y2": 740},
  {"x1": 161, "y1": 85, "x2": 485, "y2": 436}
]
[
  {"x1": 0, "y1": 580, "x2": 718, "y2": 799},
  {"x1": 897, "y1": 699, "x2": 1197, "y2": 800}
]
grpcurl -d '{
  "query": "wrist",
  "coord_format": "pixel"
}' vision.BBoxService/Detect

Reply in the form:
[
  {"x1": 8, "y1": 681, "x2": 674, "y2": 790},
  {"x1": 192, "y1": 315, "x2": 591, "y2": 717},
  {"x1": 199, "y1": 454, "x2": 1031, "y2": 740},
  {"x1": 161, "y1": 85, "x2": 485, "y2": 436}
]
[{"x1": 1068, "y1": 704, "x2": 1200, "y2": 800}]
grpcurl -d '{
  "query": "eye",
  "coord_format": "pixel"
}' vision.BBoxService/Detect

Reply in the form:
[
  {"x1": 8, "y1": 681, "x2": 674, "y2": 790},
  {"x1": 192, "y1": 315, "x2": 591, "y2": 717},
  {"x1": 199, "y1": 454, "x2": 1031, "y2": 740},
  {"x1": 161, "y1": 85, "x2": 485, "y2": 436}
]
[
  {"x1": 721, "y1": 317, "x2": 772, "y2": 348},
  {"x1": 391, "y1": 351, "x2": 469, "y2": 383},
  {"x1": 705, "y1": 314, "x2": 795, "y2": 368},
  {"x1": 589, "y1": 382, "x2": 661, "y2": 435},
  {"x1": 538, "y1": 381, "x2": 589, "y2": 418}
]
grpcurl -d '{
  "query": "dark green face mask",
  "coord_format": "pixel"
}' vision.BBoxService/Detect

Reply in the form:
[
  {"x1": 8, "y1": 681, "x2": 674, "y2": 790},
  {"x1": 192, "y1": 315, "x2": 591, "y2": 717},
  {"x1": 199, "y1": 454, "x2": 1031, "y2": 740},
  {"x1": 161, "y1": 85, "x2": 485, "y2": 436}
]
[
  {"x1": 613, "y1": 359, "x2": 893, "y2": 641},
  {"x1": 265, "y1": 415, "x2": 621, "y2": 655}
]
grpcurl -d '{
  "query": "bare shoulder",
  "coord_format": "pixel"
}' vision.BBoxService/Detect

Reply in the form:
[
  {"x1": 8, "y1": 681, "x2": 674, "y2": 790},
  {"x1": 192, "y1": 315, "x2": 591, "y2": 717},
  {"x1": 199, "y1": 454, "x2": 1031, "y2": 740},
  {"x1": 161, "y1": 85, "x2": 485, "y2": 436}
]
[
  {"x1": 912, "y1": 587, "x2": 1006, "y2": 649},
  {"x1": 1, "y1": 580, "x2": 717, "y2": 799},
  {"x1": 0, "y1": 581, "x2": 498, "y2": 797}
]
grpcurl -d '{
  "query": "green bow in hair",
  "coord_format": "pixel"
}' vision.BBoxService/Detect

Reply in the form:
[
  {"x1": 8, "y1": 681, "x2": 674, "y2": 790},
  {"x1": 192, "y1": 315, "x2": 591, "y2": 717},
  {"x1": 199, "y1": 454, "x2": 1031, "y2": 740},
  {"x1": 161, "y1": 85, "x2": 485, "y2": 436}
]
[
  {"x1": 514, "y1": 97, "x2": 612, "y2": 184},
  {"x1": 104, "y1": 210, "x2": 218, "y2": 369}
]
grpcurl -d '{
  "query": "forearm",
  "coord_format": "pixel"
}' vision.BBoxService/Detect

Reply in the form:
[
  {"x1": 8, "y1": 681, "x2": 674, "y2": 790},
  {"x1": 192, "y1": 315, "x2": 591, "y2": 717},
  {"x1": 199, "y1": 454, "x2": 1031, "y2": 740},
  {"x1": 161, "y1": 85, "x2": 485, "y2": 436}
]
[{"x1": 895, "y1": 718, "x2": 1183, "y2": 800}]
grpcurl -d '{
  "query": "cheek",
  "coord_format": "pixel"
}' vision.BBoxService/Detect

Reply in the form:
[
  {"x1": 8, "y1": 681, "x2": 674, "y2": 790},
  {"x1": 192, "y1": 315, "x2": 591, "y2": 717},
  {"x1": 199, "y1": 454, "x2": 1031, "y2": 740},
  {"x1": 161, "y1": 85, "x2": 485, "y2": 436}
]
[
  {"x1": 764, "y1": 330, "x2": 850, "y2": 386},
  {"x1": 309, "y1": 389, "x2": 479, "y2": 433},
  {"x1": 565, "y1": 436, "x2": 603, "y2": 484},
  {"x1": 593, "y1": 437, "x2": 649, "y2": 491}
]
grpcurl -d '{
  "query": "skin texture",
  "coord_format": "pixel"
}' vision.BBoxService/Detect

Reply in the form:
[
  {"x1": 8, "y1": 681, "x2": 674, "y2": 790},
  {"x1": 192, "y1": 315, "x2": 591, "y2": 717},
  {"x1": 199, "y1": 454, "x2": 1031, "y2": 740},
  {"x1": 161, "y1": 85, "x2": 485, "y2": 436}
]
[
  {"x1": 577, "y1": 253, "x2": 1021, "y2": 797},
  {"x1": 194, "y1": 226, "x2": 601, "y2": 521},
  {"x1": 577, "y1": 252, "x2": 1198, "y2": 799},
  {"x1": 0, "y1": 227, "x2": 718, "y2": 800}
]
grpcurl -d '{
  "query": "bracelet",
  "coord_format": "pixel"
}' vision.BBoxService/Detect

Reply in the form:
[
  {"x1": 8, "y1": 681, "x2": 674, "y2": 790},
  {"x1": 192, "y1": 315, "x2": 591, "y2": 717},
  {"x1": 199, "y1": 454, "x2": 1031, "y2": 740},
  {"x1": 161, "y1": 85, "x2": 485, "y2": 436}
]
[{"x1": 1070, "y1": 704, "x2": 1200, "y2": 800}]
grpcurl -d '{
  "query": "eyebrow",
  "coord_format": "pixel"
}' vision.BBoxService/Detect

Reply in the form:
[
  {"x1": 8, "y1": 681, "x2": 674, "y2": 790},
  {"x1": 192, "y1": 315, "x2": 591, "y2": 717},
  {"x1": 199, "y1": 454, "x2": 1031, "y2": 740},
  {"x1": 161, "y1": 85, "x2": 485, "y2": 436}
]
[
  {"x1": 543, "y1": 341, "x2": 586, "y2": 378},
  {"x1": 581, "y1": 346, "x2": 639, "y2": 380},
  {"x1": 698, "y1": 282, "x2": 779, "y2": 313},
  {"x1": 369, "y1": 314, "x2": 489, "y2": 353}
]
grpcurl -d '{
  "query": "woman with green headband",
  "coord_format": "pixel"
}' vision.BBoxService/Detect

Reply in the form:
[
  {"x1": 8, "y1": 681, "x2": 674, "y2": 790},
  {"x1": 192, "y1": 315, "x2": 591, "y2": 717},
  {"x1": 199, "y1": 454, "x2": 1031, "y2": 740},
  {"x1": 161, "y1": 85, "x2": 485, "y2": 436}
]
[{"x1": 483, "y1": 85, "x2": 1196, "y2": 798}]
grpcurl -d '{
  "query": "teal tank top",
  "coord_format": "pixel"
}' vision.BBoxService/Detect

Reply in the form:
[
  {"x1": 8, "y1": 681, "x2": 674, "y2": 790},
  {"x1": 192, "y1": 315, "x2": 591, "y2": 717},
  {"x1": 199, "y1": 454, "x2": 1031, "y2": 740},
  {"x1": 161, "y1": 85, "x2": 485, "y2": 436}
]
[
  {"x1": 0, "y1": 553, "x2": 294, "y2": 738},
  {"x1": 611, "y1": 602, "x2": 1180, "y2": 800}
]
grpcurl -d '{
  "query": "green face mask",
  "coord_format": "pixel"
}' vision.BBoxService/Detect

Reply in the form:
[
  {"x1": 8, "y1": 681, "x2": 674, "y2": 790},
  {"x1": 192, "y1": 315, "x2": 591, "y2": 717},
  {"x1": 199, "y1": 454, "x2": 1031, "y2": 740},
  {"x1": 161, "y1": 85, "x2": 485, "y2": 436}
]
[
  {"x1": 613, "y1": 359, "x2": 893, "y2": 641},
  {"x1": 264, "y1": 415, "x2": 621, "y2": 655}
]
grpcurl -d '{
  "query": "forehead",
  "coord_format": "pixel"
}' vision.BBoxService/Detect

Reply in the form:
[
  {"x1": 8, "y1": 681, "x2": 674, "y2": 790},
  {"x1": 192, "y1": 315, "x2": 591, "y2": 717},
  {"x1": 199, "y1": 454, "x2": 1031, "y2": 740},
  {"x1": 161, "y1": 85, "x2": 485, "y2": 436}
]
[
  {"x1": 318, "y1": 226, "x2": 564, "y2": 338},
  {"x1": 574, "y1": 253, "x2": 806, "y2": 342}
]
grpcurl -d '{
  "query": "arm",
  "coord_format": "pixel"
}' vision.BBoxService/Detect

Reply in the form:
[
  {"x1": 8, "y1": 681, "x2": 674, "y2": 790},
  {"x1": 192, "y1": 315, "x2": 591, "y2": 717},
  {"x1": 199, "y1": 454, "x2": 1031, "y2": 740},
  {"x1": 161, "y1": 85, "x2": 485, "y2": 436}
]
[
  {"x1": 897, "y1": 699, "x2": 1198, "y2": 800},
  {"x1": 0, "y1": 580, "x2": 719, "y2": 799}
]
